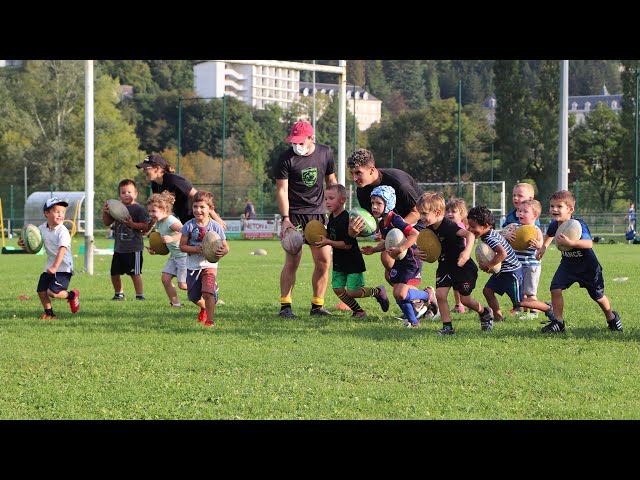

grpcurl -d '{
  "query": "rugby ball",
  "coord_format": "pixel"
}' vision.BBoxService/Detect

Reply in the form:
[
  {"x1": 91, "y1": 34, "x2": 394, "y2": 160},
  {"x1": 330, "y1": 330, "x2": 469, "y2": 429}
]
[
  {"x1": 416, "y1": 228, "x2": 441, "y2": 263},
  {"x1": 511, "y1": 224, "x2": 538, "y2": 251},
  {"x1": 202, "y1": 231, "x2": 222, "y2": 263},
  {"x1": 385, "y1": 228, "x2": 407, "y2": 260},
  {"x1": 21, "y1": 224, "x2": 43, "y2": 254},
  {"x1": 281, "y1": 228, "x2": 304, "y2": 255},
  {"x1": 106, "y1": 199, "x2": 130, "y2": 223},
  {"x1": 500, "y1": 222, "x2": 518, "y2": 238},
  {"x1": 475, "y1": 241, "x2": 501, "y2": 274},
  {"x1": 304, "y1": 220, "x2": 327, "y2": 245},
  {"x1": 348, "y1": 207, "x2": 377, "y2": 237},
  {"x1": 555, "y1": 219, "x2": 582, "y2": 252},
  {"x1": 148, "y1": 231, "x2": 169, "y2": 255}
]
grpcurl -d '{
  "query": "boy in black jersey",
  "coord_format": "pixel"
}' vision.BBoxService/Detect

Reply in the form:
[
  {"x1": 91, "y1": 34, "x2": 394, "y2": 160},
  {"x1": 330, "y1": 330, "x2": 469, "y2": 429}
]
[
  {"x1": 313, "y1": 184, "x2": 390, "y2": 318},
  {"x1": 416, "y1": 192, "x2": 488, "y2": 335},
  {"x1": 530, "y1": 190, "x2": 622, "y2": 333}
]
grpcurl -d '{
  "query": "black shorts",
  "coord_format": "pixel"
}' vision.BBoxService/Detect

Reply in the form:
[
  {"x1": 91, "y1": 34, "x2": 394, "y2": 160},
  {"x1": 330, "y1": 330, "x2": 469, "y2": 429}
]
[
  {"x1": 111, "y1": 251, "x2": 143, "y2": 276},
  {"x1": 290, "y1": 213, "x2": 327, "y2": 245},
  {"x1": 37, "y1": 272, "x2": 72, "y2": 294},
  {"x1": 435, "y1": 260, "x2": 478, "y2": 296},
  {"x1": 550, "y1": 262, "x2": 605, "y2": 300}
]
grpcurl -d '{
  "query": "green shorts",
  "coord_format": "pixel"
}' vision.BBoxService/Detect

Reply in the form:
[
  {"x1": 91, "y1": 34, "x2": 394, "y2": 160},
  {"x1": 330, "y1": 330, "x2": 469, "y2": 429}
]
[{"x1": 332, "y1": 271, "x2": 365, "y2": 291}]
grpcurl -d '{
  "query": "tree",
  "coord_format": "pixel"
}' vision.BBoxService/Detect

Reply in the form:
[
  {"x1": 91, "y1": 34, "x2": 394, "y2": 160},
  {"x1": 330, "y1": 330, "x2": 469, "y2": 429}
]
[
  {"x1": 493, "y1": 60, "x2": 532, "y2": 187},
  {"x1": 570, "y1": 103, "x2": 626, "y2": 211}
]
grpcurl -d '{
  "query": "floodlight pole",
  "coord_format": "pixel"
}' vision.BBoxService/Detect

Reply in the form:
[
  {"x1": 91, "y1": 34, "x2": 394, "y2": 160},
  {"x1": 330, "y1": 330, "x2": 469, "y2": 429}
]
[
  {"x1": 635, "y1": 67, "x2": 639, "y2": 229},
  {"x1": 84, "y1": 60, "x2": 95, "y2": 275},
  {"x1": 457, "y1": 80, "x2": 462, "y2": 197},
  {"x1": 558, "y1": 60, "x2": 569, "y2": 191}
]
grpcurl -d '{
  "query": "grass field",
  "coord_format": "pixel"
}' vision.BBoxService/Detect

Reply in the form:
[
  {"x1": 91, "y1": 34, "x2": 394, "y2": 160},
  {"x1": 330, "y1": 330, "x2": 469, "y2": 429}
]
[{"x1": 1, "y1": 233, "x2": 639, "y2": 420}]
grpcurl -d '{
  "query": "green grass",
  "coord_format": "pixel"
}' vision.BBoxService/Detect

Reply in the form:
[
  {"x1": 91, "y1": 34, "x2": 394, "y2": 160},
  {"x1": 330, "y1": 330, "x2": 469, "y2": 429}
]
[{"x1": 1, "y1": 233, "x2": 639, "y2": 419}]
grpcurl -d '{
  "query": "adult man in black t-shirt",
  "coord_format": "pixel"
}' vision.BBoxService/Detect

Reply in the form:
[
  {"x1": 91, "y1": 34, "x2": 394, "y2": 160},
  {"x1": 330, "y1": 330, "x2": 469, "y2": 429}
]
[
  {"x1": 275, "y1": 121, "x2": 337, "y2": 318},
  {"x1": 348, "y1": 148, "x2": 424, "y2": 278},
  {"x1": 348, "y1": 148, "x2": 431, "y2": 319}
]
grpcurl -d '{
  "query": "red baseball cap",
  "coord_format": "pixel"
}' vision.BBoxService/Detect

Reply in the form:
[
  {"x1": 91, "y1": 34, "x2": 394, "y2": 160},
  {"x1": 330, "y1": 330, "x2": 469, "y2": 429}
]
[{"x1": 286, "y1": 121, "x2": 314, "y2": 143}]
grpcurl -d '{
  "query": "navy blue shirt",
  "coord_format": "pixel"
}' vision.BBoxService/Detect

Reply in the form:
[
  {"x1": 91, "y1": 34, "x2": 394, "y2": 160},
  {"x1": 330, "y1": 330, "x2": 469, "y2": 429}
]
[
  {"x1": 503, "y1": 209, "x2": 541, "y2": 228},
  {"x1": 546, "y1": 217, "x2": 600, "y2": 272}
]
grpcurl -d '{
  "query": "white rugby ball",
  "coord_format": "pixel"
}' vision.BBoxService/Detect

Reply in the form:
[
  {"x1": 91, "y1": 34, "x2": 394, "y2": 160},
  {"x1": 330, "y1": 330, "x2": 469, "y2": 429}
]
[
  {"x1": 202, "y1": 231, "x2": 222, "y2": 263},
  {"x1": 106, "y1": 199, "x2": 130, "y2": 223},
  {"x1": 475, "y1": 241, "x2": 501, "y2": 274},
  {"x1": 281, "y1": 228, "x2": 304, "y2": 255},
  {"x1": 385, "y1": 228, "x2": 407, "y2": 260},
  {"x1": 555, "y1": 219, "x2": 582, "y2": 251}
]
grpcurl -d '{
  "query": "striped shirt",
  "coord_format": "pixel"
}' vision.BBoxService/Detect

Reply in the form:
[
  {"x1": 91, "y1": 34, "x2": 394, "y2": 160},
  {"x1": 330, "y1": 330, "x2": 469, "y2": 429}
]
[
  {"x1": 481, "y1": 229, "x2": 521, "y2": 273},
  {"x1": 515, "y1": 225, "x2": 541, "y2": 268}
]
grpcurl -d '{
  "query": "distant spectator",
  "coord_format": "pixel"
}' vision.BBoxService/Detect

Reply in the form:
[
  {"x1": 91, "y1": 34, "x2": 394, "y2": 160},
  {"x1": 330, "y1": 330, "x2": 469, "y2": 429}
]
[
  {"x1": 627, "y1": 201, "x2": 635, "y2": 232},
  {"x1": 245, "y1": 198, "x2": 257, "y2": 219}
]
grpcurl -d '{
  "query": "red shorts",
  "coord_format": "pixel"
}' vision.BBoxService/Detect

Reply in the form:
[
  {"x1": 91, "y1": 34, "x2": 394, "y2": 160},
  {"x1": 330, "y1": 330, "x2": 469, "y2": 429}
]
[{"x1": 186, "y1": 268, "x2": 217, "y2": 302}]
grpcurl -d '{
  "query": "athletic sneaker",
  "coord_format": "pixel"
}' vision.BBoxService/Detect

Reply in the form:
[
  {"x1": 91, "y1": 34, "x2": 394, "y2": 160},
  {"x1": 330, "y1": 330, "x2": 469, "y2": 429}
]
[
  {"x1": 136, "y1": 295, "x2": 145, "y2": 300},
  {"x1": 279, "y1": 307, "x2": 296, "y2": 319},
  {"x1": 169, "y1": 302, "x2": 183, "y2": 308},
  {"x1": 518, "y1": 312, "x2": 539, "y2": 320},
  {"x1": 68, "y1": 289, "x2": 80, "y2": 313},
  {"x1": 203, "y1": 319, "x2": 215, "y2": 327},
  {"x1": 198, "y1": 308, "x2": 207, "y2": 324},
  {"x1": 112, "y1": 293, "x2": 125, "y2": 301},
  {"x1": 543, "y1": 302, "x2": 556, "y2": 322},
  {"x1": 374, "y1": 286, "x2": 390, "y2": 312},
  {"x1": 480, "y1": 306, "x2": 494, "y2": 331},
  {"x1": 437, "y1": 326, "x2": 456, "y2": 335},
  {"x1": 541, "y1": 319, "x2": 565, "y2": 333},
  {"x1": 453, "y1": 305, "x2": 465, "y2": 314},
  {"x1": 424, "y1": 286, "x2": 440, "y2": 320},
  {"x1": 352, "y1": 310, "x2": 367, "y2": 319},
  {"x1": 310, "y1": 306, "x2": 332, "y2": 316},
  {"x1": 509, "y1": 308, "x2": 521, "y2": 315},
  {"x1": 40, "y1": 314, "x2": 58, "y2": 320},
  {"x1": 403, "y1": 319, "x2": 421, "y2": 328},
  {"x1": 607, "y1": 311, "x2": 623, "y2": 332},
  {"x1": 414, "y1": 301, "x2": 429, "y2": 319}
]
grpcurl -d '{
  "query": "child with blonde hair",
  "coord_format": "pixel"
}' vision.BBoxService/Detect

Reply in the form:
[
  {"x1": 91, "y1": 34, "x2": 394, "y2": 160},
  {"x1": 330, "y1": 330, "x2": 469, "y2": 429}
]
[
  {"x1": 416, "y1": 192, "x2": 484, "y2": 335},
  {"x1": 445, "y1": 197, "x2": 468, "y2": 314},
  {"x1": 147, "y1": 191, "x2": 187, "y2": 308}
]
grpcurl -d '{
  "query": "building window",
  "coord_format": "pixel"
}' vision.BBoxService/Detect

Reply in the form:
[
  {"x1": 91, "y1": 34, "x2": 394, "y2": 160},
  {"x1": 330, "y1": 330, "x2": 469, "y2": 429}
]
[
  {"x1": 584, "y1": 101, "x2": 591, "y2": 111},
  {"x1": 611, "y1": 100, "x2": 617, "y2": 109},
  {"x1": 571, "y1": 102, "x2": 578, "y2": 111}
]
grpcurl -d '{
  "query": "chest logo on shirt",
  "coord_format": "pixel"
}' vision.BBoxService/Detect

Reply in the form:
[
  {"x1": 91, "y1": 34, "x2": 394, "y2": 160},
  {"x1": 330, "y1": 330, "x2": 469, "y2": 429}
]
[{"x1": 302, "y1": 167, "x2": 318, "y2": 187}]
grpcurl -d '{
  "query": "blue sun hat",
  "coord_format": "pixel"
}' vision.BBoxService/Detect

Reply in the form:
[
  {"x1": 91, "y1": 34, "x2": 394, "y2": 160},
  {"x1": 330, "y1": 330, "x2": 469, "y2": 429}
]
[{"x1": 371, "y1": 185, "x2": 396, "y2": 214}]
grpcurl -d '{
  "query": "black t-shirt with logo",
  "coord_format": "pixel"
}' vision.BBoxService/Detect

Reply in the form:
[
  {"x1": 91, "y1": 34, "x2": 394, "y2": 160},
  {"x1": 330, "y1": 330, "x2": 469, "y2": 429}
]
[
  {"x1": 275, "y1": 144, "x2": 336, "y2": 215},
  {"x1": 328, "y1": 210, "x2": 366, "y2": 274},
  {"x1": 152, "y1": 173, "x2": 194, "y2": 224},
  {"x1": 356, "y1": 168, "x2": 424, "y2": 218}
]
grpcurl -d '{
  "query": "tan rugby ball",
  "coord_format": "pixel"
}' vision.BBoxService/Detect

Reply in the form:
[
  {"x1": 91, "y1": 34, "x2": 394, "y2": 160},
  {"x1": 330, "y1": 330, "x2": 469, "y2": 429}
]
[
  {"x1": 304, "y1": 220, "x2": 327, "y2": 245},
  {"x1": 475, "y1": 241, "x2": 501, "y2": 274},
  {"x1": 511, "y1": 224, "x2": 538, "y2": 251},
  {"x1": 202, "y1": 231, "x2": 222, "y2": 263},
  {"x1": 148, "y1": 231, "x2": 169, "y2": 255},
  {"x1": 555, "y1": 219, "x2": 582, "y2": 252},
  {"x1": 416, "y1": 228, "x2": 441, "y2": 263}
]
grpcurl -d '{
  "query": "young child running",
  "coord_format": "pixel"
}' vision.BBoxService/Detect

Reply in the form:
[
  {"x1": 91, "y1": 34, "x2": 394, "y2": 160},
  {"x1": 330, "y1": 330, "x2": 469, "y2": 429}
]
[
  {"x1": 416, "y1": 192, "x2": 486, "y2": 335},
  {"x1": 524, "y1": 190, "x2": 623, "y2": 333},
  {"x1": 103, "y1": 179, "x2": 151, "y2": 301},
  {"x1": 147, "y1": 191, "x2": 187, "y2": 308},
  {"x1": 359, "y1": 185, "x2": 435, "y2": 328},
  {"x1": 445, "y1": 197, "x2": 469, "y2": 314},
  {"x1": 19, "y1": 197, "x2": 80, "y2": 319},
  {"x1": 179, "y1": 191, "x2": 229, "y2": 327},
  {"x1": 313, "y1": 184, "x2": 390, "y2": 318},
  {"x1": 511, "y1": 199, "x2": 544, "y2": 320}
]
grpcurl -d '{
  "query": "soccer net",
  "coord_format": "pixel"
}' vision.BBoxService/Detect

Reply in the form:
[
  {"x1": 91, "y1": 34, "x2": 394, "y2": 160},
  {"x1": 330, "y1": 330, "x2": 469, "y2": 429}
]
[{"x1": 418, "y1": 181, "x2": 506, "y2": 225}]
